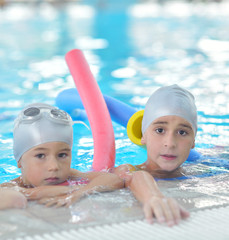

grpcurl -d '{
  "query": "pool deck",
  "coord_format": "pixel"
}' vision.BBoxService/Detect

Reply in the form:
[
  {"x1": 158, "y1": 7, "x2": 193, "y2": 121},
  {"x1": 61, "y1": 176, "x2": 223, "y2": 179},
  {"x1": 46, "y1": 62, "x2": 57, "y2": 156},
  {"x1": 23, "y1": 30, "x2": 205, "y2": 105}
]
[
  {"x1": 3, "y1": 206, "x2": 229, "y2": 240},
  {"x1": 1, "y1": 174, "x2": 229, "y2": 240}
]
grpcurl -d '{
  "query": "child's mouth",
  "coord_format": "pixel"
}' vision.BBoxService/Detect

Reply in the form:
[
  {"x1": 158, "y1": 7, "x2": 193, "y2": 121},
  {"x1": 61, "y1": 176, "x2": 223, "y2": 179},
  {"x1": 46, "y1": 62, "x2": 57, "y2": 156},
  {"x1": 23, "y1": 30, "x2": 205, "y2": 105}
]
[
  {"x1": 45, "y1": 177, "x2": 60, "y2": 184},
  {"x1": 161, "y1": 154, "x2": 177, "y2": 161}
]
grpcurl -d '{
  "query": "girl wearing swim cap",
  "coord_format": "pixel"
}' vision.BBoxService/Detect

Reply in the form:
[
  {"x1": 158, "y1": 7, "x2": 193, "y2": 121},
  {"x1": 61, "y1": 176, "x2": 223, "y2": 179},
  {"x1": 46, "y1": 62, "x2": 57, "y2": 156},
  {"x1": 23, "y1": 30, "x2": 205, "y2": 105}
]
[
  {"x1": 0, "y1": 103, "x2": 123, "y2": 208},
  {"x1": 115, "y1": 85, "x2": 197, "y2": 226}
]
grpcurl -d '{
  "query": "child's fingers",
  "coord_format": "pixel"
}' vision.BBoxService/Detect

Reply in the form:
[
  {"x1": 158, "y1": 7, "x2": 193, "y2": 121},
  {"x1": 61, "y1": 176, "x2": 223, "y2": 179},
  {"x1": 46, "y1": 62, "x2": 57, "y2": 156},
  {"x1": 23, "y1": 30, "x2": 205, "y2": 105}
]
[
  {"x1": 167, "y1": 198, "x2": 190, "y2": 222},
  {"x1": 55, "y1": 199, "x2": 68, "y2": 208},
  {"x1": 144, "y1": 197, "x2": 171, "y2": 225},
  {"x1": 180, "y1": 205, "x2": 190, "y2": 219},
  {"x1": 65, "y1": 201, "x2": 72, "y2": 208},
  {"x1": 38, "y1": 197, "x2": 60, "y2": 207},
  {"x1": 167, "y1": 198, "x2": 182, "y2": 225},
  {"x1": 148, "y1": 199, "x2": 166, "y2": 224},
  {"x1": 158, "y1": 199, "x2": 176, "y2": 226},
  {"x1": 143, "y1": 197, "x2": 189, "y2": 226},
  {"x1": 151, "y1": 198, "x2": 178, "y2": 226},
  {"x1": 38, "y1": 197, "x2": 51, "y2": 204},
  {"x1": 143, "y1": 203, "x2": 155, "y2": 224},
  {"x1": 53, "y1": 195, "x2": 74, "y2": 208},
  {"x1": 45, "y1": 201, "x2": 56, "y2": 207},
  {"x1": 162, "y1": 198, "x2": 190, "y2": 226}
]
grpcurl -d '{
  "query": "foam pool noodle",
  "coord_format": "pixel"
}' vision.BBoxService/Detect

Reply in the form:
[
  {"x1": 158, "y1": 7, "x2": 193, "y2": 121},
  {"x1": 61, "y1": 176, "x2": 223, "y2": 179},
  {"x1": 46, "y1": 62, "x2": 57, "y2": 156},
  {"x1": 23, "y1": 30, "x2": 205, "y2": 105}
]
[{"x1": 65, "y1": 49, "x2": 116, "y2": 171}]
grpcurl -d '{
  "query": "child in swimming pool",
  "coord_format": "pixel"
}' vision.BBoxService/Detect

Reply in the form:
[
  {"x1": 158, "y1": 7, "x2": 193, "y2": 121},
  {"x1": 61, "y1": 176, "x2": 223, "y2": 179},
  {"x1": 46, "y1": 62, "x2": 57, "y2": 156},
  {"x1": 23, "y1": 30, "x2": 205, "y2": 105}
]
[
  {"x1": 0, "y1": 103, "x2": 123, "y2": 207},
  {"x1": 115, "y1": 84, "x2": 197, "y2": 226}
]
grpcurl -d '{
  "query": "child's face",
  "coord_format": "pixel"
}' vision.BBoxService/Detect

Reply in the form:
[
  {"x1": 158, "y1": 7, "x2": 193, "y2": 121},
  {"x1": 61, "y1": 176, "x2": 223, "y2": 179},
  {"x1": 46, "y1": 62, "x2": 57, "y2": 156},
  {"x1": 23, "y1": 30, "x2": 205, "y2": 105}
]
[
  {"x1": 18, "y1": 142, "x2": 72, "y2": 187},
  {"x1": 141, "y1": 115, "x2": 195, "y2": 172}
]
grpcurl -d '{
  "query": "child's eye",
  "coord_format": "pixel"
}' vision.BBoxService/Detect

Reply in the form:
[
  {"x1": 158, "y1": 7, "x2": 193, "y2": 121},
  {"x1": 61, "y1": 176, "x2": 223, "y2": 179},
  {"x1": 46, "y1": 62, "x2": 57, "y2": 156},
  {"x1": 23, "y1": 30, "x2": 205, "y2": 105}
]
[
  {"x1": 35, "y1": 153, "x2": 45, "y2": 159},
  {"x1": 58, "y1": 153, "x2": 68, "y2": 158},
  {"x1": 155, "y1": 128, "x2": 164, "y2": 134},
  {"x1": 178, "y1": 130, "x2": 187, "y2": 136}
]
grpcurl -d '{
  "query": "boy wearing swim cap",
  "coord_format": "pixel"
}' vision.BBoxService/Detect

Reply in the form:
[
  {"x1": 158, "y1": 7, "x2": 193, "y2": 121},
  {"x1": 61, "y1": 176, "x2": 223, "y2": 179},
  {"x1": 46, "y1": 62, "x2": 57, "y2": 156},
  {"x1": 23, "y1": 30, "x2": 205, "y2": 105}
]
[
  {"x1": 115, "y1": 84, "x2": 196, "y2": 226},
  {"x1": 1, "y1": 103, "x2": 123, "y2": 207}
]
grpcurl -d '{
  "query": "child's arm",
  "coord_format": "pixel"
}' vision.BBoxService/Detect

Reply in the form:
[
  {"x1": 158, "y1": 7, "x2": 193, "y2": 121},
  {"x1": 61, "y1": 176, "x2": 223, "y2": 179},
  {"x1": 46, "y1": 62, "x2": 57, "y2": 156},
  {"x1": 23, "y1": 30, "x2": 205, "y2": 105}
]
[
  {"x1": 0, "y1": 189, "x2": 27, "y2": 210},
  {"x1": 1, "y1": 170, "x2": 123, "y2": 204},
  {"x1": 38, "y1": 170, "x2": 124, "y2": 207},
  {"x1": 21, "y1": 185, "x2": 80, "y2": 200},
  {"x1": 125, "y1": 170, "x2": 190, "y2": 226},
  {"x1": 1, "y1": 178, "x2": 79, "y2": 201}
]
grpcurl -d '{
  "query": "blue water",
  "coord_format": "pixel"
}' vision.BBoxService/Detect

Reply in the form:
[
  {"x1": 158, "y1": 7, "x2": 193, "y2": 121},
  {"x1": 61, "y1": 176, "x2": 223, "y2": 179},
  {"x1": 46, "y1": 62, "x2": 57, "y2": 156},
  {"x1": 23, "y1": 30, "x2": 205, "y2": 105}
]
[{"x1": 0, "y1": 1, "x2": 229, "y2": 183}]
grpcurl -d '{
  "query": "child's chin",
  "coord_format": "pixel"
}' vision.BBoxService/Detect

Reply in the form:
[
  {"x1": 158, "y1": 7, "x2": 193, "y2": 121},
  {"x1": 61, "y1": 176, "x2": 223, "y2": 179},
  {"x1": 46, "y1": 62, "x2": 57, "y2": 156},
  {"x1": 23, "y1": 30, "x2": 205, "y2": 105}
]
[
  {"x1": 159, "y1": 165, "x2": 181, "y2": 174},
  {"x1": 160, "y1": 165, "x2": 177, "y2": 172}
]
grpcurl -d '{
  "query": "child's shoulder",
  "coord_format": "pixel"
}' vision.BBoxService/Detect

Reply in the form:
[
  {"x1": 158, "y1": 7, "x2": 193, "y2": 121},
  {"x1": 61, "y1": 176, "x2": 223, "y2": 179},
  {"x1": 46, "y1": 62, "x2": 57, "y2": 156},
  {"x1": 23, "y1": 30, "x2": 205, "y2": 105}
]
[
  {"x1": 0, "y1": 177, "x2": 21, "y2": 188},
  {"x1": 114, "y1": 163, "x2": 139, "y2": 176}
]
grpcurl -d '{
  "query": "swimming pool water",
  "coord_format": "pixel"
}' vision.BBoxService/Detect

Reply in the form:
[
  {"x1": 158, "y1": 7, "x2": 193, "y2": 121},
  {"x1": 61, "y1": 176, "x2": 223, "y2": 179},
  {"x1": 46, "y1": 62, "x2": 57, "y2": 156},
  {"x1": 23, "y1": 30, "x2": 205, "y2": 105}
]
[{"x1": 0, "y1": 1, "x2": 229, "y2": 183}]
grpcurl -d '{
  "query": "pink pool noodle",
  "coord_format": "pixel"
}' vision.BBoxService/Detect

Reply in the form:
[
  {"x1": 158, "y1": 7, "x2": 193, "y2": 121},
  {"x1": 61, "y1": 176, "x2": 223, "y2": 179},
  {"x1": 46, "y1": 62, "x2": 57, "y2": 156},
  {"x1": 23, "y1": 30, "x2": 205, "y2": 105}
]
[{"x1": 65, "y1": 49, "x2": 115, "y2": 171}]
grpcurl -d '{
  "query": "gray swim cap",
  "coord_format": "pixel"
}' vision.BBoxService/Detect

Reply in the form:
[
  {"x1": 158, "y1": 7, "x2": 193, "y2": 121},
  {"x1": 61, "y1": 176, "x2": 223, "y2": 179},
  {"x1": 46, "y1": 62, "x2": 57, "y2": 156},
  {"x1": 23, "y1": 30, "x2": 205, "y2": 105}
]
[
  {"x1": 142, "y1": 84, "x2": 197, "y2": 135},
  {"x1": 13, "y1": 103, "x2": 73, "y2": 162}
]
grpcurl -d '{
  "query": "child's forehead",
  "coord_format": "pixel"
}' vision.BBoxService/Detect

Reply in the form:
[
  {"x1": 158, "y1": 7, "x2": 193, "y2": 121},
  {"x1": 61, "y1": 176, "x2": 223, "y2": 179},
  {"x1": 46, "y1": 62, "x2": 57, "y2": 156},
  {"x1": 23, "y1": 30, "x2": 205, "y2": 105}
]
[
  {"x1": 28, "y1": 142, "x2": 71, "y2": 152},
  {"x1": 152, "y1": 115, "x2": 193, "y2": 127},
  {"x1": 36, "y1": 142, "x2": 71, "y2": 149},
  {"x1": 141, "y1": 85, "x2": 197, "y2": 136}
]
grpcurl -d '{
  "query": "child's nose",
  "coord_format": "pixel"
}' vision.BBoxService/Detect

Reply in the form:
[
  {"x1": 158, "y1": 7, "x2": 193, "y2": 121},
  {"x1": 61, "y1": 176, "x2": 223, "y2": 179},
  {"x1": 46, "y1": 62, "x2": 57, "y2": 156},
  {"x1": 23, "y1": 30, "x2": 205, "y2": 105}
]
[
  {"x1": 164, "y1": 133, "x2": 176, "y2": 148},
  {"x1": 47, "y1": 157, "x2": 59, "y2": 171}
]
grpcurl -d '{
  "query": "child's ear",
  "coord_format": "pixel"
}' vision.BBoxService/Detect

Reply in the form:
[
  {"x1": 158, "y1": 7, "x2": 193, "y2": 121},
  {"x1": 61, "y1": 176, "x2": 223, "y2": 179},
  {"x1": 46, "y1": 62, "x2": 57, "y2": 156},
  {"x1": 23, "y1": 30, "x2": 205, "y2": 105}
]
[
  {"x1": 191, "y1": 140, "x2": 195, "y2": 149},
  {"x1": 17, "y1": 159, "x2": 22, "y2": 168},
  {"x1": 141, "y1": 135, "x2": 146, "y2": 145}
]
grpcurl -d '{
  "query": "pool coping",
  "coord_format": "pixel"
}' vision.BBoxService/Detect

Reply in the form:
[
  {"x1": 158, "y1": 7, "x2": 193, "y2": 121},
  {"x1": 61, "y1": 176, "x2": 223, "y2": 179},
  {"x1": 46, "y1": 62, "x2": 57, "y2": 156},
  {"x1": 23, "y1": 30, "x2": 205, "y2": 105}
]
[{"x1": 4, "y1": 205, "x2": 229, "y2": 240}]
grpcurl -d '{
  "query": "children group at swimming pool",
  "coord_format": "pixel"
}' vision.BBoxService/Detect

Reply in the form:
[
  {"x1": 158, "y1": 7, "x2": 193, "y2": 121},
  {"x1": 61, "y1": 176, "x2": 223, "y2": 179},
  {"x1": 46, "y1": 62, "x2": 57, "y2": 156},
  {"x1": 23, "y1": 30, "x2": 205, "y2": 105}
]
[{"x1": 0, "y1": 84, "x2": 196, "y2": 227}]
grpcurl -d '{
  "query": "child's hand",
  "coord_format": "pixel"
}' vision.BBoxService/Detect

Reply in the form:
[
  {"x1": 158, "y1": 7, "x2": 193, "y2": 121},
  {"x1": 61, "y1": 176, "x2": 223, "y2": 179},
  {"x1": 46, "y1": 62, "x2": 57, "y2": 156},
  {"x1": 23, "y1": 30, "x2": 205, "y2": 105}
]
[
  {"x1": 143, "y1": 196, "x2": 190, "y2": 226},
  {"x1": 20, "y1": 185, "x2": 79, "y2": 200},
  {"x1": 38, "y1": 191, "x2": 82, "y2": 207}
]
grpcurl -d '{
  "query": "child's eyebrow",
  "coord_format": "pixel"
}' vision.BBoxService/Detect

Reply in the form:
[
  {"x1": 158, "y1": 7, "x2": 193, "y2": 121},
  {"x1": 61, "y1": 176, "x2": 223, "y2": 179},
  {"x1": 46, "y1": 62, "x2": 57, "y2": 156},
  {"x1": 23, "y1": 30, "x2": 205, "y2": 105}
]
[
  {"x1": 33, "y1": 148, "x2": 48, "y2": 151},
  {"x1": 59, "y1": 148, "x2": 71, "y2": 152},
  {"x1": 153, "y1": 121, "x2": 193, "y2": 130},
  {"x1": 153, "y1": 121, "x2": 168, "y2": 125},
  {"x1": 33, "y1": 148, "x2": 71, "y2": 152},
  {"x1": 179, "y1": 124, "x2": 193, "y2": 130}
]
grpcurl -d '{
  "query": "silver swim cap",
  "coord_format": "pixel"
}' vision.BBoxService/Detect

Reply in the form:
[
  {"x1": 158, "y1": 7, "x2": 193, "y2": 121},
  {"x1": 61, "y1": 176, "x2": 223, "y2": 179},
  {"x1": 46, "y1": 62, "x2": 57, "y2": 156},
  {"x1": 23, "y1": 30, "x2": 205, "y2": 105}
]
[
  {"x1": 13, "y1": 103, "x2": 73, "y2": 162},
  {"x1": 142, "y1": 84, "x2": 197, "y2": 135}
]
